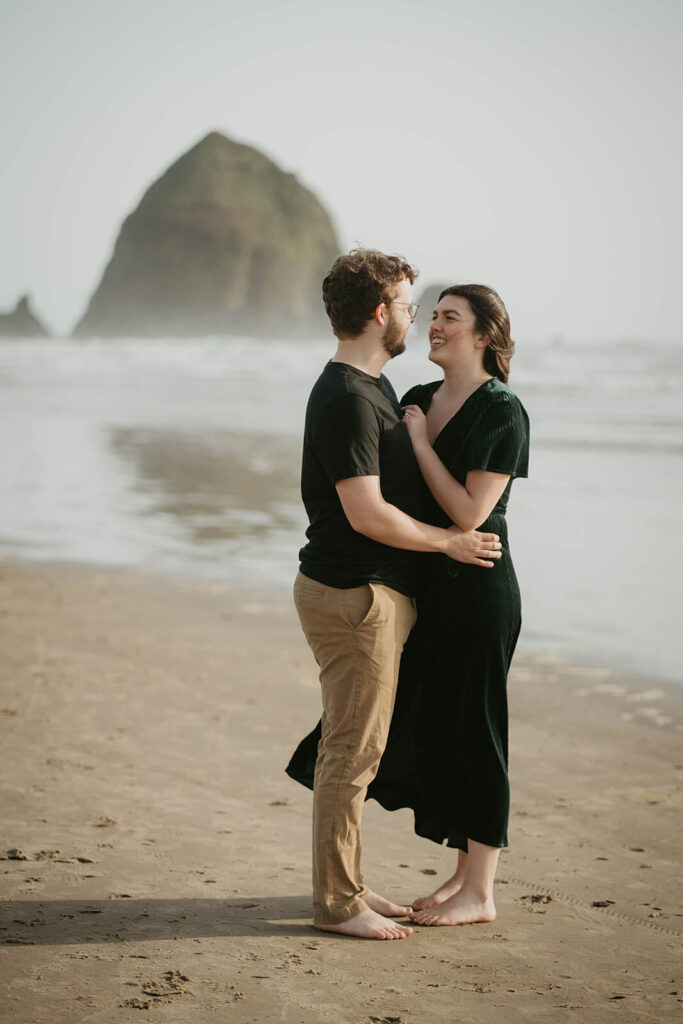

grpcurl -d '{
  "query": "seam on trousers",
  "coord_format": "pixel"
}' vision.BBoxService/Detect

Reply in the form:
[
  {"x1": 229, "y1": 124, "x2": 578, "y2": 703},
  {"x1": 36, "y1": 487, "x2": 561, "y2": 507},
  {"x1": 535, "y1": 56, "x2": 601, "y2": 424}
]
[{"x1": 328, "y1": 605, "x2": 365, "y2": 845}]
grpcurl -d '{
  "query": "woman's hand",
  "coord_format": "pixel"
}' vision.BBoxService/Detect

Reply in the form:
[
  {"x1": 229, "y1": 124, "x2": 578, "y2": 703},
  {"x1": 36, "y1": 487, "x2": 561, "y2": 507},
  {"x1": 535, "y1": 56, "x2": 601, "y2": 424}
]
[{"x1": 402, "y1": 404, "x2": 430, "y2": 451}]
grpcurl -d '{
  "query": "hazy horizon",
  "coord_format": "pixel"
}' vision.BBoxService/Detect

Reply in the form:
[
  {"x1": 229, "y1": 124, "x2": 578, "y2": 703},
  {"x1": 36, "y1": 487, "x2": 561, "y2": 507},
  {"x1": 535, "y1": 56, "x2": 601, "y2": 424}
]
[{"x1": 1, "y1": 0, "x2": 681, "y2": 341}]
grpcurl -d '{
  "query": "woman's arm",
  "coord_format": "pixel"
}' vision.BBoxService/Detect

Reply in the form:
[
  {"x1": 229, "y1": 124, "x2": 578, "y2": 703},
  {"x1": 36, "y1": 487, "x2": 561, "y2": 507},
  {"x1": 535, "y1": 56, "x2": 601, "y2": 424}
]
[{"x1": 402, "y1": 405, "x2": 510, "y2": 531}]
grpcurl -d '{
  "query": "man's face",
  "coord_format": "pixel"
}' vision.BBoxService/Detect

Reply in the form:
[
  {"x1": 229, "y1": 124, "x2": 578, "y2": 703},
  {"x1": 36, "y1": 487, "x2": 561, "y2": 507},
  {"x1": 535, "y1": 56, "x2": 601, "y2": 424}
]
[{"x1": 381, "y1": 278, "x2": 414, "y2": 359}]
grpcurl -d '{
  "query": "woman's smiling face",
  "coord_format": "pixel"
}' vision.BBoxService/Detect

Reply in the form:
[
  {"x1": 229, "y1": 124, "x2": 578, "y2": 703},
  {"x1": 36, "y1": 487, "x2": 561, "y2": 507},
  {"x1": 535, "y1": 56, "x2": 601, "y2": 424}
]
[{"x1": 428, "y1": 294, "x2": 484, "y2": 366}]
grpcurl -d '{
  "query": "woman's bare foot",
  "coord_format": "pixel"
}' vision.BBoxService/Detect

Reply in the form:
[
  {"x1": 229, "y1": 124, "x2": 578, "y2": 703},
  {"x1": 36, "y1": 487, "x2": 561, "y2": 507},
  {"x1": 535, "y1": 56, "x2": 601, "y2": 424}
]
[
  {"x1": 410, "y1": 888, "x2": 496, "y2": 927},
  {"x1": 411, "y1": 872, "x2": 465, "y2": 911},
  {"x1": 316, "y1": 907, "x2": 413, "y2": 939},
  {"x1": 365, "y1": 890, "x2": 412, "y2": 917}
]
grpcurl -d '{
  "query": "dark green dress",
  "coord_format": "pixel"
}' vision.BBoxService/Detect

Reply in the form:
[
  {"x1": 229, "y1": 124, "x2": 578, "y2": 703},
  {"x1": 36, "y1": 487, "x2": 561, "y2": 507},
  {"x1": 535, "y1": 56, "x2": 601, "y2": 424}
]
[{"x1": 286, "y1": 377, "x2": 530, "y2": 852}]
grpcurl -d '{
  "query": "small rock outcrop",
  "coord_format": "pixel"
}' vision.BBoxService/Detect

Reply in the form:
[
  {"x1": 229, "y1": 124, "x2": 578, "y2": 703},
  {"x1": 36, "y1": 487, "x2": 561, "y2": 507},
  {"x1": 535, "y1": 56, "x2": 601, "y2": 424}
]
[
  {"x1": 73, "y1": 132, "x2": 340, "y2": 339},
  {"x1": 414, "y1": 283, "x2": 450, "y2": 336},
  {"x1": 0, "y1": 295, "x2": 50, "y2": 337}
]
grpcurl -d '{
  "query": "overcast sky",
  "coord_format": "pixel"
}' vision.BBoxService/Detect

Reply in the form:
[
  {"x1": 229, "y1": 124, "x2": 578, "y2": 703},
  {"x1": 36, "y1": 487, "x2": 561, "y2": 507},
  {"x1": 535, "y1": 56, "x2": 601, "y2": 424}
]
[{"x1": 1, "y1": 0, "x2": 681, "y2": 339}]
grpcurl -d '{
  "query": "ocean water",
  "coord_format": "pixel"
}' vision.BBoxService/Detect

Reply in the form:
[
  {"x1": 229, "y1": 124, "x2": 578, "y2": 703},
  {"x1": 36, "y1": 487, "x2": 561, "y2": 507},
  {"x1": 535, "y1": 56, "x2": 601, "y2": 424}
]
[{"x1": 1, "y1": 333, "x2": 681, "y2": 683}]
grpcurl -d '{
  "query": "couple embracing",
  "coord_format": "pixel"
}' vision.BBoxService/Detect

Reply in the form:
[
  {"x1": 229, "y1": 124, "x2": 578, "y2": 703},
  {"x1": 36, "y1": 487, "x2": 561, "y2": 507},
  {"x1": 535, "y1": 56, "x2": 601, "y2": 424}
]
[{"x1": 286, "y1": 248, "x2": 529, "y2": 940}]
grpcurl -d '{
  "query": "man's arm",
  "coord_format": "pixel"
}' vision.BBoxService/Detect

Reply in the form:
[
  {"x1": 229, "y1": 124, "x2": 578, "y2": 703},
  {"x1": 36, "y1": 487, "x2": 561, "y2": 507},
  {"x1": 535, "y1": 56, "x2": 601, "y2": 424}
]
[{"x1": 336, "y1": 476, "x2": 501, "y2": 567}]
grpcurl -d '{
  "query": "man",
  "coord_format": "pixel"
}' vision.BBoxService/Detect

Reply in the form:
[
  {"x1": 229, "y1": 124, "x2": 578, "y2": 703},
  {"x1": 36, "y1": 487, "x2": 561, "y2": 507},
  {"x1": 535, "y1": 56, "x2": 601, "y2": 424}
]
[{"x1": 293, "y1": 249, "x2": 501, "y2": 940}]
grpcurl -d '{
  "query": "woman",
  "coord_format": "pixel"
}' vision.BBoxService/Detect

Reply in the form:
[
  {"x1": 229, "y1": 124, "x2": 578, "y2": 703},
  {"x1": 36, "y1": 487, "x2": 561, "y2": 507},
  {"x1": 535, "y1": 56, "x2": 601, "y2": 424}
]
[
  {"x1": 398, "y1": 283, "x2": 529, "y2": 925},
  {"x1": 287, "y1": 283, "x2": 528, "y2": 926}
]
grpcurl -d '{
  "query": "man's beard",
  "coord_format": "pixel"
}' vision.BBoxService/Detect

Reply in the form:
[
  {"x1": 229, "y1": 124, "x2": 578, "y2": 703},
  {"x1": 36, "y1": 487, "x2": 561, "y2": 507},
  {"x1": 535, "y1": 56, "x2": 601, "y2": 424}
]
[{"x1": 382, "y1": 316, "x2": 407, "y2": 358}]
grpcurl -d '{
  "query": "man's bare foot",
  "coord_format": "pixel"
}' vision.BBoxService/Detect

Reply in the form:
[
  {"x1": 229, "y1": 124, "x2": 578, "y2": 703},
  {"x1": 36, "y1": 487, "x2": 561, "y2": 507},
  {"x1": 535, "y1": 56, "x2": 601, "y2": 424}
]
[
  {"x1": 316, "y1": 907, "x2": 413, "y2": 940},
  {"x1": 411, "y1": 872, "x2": 465, "y2": 911},
  {"x1": 410, "y1": 888, "x2": 496, "y2": 927},
  {"x1": 365, "y1": 890, "x2": 411, "y2": 917}
]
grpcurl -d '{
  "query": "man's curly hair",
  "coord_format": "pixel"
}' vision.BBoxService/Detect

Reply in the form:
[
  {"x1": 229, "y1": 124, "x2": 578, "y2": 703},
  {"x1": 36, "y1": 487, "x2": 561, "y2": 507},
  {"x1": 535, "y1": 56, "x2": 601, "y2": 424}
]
[{"x1": 322, "y1": 249, "x2": 418, "y2": 339}]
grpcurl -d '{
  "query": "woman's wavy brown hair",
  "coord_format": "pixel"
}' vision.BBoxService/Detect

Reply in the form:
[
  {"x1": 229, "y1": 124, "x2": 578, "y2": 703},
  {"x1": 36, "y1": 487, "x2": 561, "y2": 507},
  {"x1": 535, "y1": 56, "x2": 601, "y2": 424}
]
[
  {"x1": 439, "y1": 284, "x2": 515, "y2": 383},
  {"x1": 323, "y1": 249, "x2": 418, "y2": 339}
]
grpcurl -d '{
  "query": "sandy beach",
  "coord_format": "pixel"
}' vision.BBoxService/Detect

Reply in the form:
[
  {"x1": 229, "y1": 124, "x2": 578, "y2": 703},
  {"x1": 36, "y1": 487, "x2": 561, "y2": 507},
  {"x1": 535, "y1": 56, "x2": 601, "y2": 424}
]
[{"x1": 1, "y1": 560, "x2": 681, "y2": 1023}]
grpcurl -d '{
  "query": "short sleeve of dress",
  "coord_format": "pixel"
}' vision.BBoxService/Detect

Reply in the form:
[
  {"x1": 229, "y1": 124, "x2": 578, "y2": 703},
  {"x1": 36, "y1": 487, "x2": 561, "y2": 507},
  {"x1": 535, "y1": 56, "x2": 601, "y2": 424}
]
[
  {"x1": 464, "y1": 393, "x2": 530, "y2": 478},
  {"x1": 315, "y1": 393, "x2": 381, "y2": 484}
]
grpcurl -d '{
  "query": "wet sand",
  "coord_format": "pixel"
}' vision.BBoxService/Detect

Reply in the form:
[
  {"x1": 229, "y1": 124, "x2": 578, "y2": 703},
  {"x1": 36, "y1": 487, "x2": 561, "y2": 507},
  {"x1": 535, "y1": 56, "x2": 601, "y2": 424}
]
[{"x1": 0, "y1": 560, "x2": 681, "y2": 1023}]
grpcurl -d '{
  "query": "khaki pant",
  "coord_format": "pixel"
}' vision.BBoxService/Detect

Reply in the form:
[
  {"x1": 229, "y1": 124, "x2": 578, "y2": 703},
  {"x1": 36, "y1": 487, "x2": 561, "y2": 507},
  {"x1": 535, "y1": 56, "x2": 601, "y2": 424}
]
[{"x1": 293, "y1": 571, "x2": 416, "y2": 924}]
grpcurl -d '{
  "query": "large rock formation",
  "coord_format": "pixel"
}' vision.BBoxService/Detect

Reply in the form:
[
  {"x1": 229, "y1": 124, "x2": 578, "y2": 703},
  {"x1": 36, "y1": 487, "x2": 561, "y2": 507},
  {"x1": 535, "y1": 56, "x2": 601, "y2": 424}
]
[
  {"x1": 73, "y1": 132, "x2": 340, "y2": 339},
  {"x1": 0, "y1": 295, "x2": 50, "y2": 337}
]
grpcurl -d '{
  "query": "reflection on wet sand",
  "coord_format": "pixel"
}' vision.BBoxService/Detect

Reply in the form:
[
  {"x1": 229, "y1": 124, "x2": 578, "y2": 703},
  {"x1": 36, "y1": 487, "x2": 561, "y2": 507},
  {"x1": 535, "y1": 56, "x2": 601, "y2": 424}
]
[{"x1": 110, "y1": 427, "x2": 302, "y2": 544}]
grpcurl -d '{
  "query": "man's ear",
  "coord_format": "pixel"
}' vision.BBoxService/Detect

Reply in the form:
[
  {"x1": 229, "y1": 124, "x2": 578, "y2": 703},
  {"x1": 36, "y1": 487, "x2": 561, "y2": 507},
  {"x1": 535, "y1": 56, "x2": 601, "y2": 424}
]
[{"x1": 374, "y1": 302, "x2": 387, "y2": 326}]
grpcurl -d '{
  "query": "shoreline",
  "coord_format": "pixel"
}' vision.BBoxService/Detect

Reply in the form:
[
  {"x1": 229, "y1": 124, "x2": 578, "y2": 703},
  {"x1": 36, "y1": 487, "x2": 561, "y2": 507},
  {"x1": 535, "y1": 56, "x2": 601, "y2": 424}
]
[
  {"x1": 1, "y1": 559, "x2": 681, "y2": 1023},
  {"x1": 3, "y1": 550, "x2": 683, "y2": 695}
]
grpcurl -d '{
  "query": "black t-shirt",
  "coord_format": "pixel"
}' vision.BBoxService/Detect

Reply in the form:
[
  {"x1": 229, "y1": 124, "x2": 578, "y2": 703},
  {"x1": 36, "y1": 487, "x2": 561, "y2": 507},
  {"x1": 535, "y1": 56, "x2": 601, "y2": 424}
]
[{"x1": 298, "y1": 361, "x2": 428, "y2": 596}]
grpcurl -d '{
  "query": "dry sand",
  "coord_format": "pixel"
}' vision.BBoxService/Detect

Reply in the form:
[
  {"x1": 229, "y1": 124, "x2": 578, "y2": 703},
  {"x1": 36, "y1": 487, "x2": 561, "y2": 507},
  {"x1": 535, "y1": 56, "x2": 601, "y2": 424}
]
[{"x1": 0, "y1": 560, "x2": 681, "y2": 1023}]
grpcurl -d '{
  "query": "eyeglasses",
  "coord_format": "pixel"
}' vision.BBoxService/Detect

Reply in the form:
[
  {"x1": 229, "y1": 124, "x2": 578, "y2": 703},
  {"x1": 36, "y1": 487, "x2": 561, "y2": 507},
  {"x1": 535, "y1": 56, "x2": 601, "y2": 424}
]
[{"x1": 386, "y1": 301, "x2": 420, "y2": 321}]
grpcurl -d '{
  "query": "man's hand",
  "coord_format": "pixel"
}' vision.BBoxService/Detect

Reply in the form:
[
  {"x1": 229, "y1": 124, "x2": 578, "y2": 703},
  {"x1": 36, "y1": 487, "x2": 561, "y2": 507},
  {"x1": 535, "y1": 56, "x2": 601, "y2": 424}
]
[{"x1": 443, "y1": 528, "x2": 502, "y2": 567}]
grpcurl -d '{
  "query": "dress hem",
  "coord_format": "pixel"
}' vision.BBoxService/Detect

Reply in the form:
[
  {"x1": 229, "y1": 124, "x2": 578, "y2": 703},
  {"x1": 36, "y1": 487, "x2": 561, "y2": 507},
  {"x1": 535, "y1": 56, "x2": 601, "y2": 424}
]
[{"x1": 285, "y1": 764, "x2": 509, "y2": 852}]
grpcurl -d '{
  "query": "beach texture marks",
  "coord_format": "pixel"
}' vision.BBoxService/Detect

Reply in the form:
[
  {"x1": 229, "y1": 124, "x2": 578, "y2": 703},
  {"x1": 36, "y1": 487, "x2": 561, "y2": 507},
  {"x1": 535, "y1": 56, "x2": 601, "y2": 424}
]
[{"x1": 0, "y1": 562, "x2": 681, "y2": 1023}]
